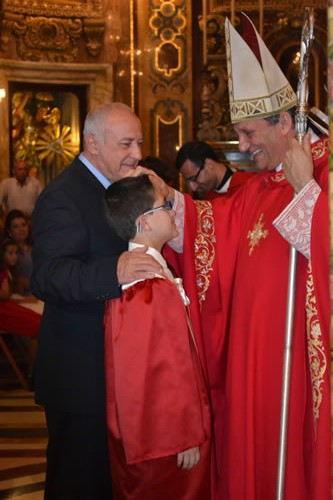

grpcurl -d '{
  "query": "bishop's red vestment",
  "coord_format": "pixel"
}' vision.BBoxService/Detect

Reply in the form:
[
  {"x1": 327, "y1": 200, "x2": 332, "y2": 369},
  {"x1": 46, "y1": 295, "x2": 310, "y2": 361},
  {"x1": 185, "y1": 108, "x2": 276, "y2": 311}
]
[{"x1": 165, "y1": 136, "x2": 331, "y2": 499}]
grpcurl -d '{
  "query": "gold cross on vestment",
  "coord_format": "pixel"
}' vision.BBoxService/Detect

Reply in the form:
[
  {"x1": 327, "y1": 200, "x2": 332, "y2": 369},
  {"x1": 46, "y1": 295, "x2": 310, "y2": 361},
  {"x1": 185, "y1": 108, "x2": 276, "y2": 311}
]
[{"x1": 247, "y1": 213, "x2": 269, "y2": 256}]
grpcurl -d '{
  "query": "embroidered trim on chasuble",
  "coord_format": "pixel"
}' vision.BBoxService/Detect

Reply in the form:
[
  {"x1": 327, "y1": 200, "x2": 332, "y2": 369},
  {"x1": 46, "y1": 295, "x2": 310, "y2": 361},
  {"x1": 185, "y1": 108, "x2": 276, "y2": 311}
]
[
  {"x1": 306, "y1": 262, "x2": 327, "y2": 431},
  {"x1": 247, "y1": 213, "x2": 269, "y2": 256},
  {"x1": 194, "y1": 201, "x2": 215, "y2": 306},
  {"x1": 272, "y1": 179, "x2": 320, "y2": 260},
  {"x1": 311, "y1": 137, "x2": 328, "y2": 161},
  {"x1": 270, "y1": 172, "x2": 285, "y2": 183}
]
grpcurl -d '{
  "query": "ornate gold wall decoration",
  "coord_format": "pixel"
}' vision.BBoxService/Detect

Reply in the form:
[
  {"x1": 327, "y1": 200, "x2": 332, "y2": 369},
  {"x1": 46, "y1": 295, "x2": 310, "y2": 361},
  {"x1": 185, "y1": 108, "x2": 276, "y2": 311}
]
[
  {"x1": 153, "y1": 99, "x2": 186, "y2": 158},
  {"x1": 0, "y1": 12, "x2": 19, "y2": 53},
  {"x1": 137, "y1": 0, "x2": 191, "y2": 174},
  {"x1": 83, "y1": 18, "x2": 105, "y2": 57},
  {"x1": 197, "y1": 12, "x2": 232, "y2": 142},
  {"x1": 197, "y1": 65, "x2": 226, "y2": 142},
  {"x1": 13, "y1": 17, "x2": 82, "y2": 62},
  {"x1": 149, "y1": 3, "x2": 186, "y2": 79},
  {"x1": 210, "y1": 0, "x2": 326, "y2": 11},
  {"x1": 1, "y1": 0, "x2": 105, "y2": 60},
  {"x1": 2, "y1": 0, "x2": 103, "y2": 19},
  {"x1": 149, "y1": 1, "x2": 186, "y2": 80}
]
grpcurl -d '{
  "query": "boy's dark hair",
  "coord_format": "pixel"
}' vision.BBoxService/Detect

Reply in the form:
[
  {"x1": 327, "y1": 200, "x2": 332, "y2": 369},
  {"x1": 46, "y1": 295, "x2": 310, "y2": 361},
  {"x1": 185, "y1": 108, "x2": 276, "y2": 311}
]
[
  {"x1": 138, "y1": 156, "x2": 174, "y2": 184},
  {"x1": 175, "y1": 141, "x2": 219, "y2": 171},
  {"x1": 105, "y1": 174, "x2": 155, "y2": 241}
]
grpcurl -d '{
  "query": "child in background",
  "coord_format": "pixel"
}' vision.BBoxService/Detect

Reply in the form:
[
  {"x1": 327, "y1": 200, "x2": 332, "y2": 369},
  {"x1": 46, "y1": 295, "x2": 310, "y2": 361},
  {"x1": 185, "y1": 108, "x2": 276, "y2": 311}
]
[
  {"x1": 104, "y1": 174, "x2": 211, "y2": 499},
  {"x1": 4, "y1": 209, "x2": 33, "y2": 296},
  {"x1": 0, "y1": 238, "x2": 40, "y2": 337},
  {"x1": 0, "y1": 238, "x2": 40, "y2": 381}
]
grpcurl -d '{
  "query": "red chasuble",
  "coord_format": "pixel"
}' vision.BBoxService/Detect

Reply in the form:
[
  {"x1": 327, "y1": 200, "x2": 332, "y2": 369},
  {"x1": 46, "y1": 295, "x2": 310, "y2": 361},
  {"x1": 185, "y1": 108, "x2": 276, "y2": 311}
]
[
  {"x1": 204, "y1": 169, "x2": 255, "y2": 201},
  {"x1": 165, "y1": 137, "x2": 331, "y2": 500},
  {"x1": 104, "y1": 277, "x2": 211, "y2": 500}
]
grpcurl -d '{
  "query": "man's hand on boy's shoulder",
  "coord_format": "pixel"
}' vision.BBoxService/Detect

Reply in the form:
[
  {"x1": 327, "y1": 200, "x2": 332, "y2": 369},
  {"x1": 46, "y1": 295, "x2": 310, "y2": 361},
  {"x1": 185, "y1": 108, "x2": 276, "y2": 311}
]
[{"x1": 117, "y1": 247, "x2": 163, "y2": 285}]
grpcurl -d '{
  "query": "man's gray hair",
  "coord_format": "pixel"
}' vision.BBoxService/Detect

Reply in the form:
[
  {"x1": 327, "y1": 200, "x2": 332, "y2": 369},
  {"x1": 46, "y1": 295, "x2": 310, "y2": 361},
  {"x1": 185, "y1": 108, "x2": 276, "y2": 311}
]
[{"x1": 83, "y1": 102, "x2": 134, "y2": 141}]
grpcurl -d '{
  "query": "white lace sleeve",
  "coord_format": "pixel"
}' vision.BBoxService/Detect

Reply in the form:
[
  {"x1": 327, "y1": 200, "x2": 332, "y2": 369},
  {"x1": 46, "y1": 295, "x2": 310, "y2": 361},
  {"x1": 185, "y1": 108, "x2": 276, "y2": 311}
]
[
  {"x1": 273, "y1": 179, "x2": 321, "y2": 259},
  {"x1": 167, "y1": 190, "x2": 185, "y2": 253}
]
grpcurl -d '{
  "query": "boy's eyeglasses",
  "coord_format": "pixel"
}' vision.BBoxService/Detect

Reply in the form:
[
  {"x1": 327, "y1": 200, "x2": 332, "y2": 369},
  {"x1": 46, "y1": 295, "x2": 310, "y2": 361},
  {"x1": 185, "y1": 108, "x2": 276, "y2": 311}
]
[
  {"x1": 142, "y1": 200, "x2": 173, "y2": 217},
  {"x1": 184, "y1": 159, "x2": 205, "y2": 186}
]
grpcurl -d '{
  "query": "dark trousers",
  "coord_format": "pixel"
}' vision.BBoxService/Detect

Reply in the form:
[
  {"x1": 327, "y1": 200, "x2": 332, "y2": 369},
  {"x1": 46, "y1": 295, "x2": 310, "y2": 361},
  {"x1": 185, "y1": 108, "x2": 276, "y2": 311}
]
[{"x1": 44, "y1": 407, "x2": 113, "y2": 500}]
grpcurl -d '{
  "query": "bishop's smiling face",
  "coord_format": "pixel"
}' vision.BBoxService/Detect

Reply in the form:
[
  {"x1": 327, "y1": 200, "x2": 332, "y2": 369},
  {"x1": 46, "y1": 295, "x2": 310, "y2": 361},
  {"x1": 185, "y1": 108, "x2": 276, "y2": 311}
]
[{"x1": 234, "y1": 117, "x2": 288, "y2": 171}]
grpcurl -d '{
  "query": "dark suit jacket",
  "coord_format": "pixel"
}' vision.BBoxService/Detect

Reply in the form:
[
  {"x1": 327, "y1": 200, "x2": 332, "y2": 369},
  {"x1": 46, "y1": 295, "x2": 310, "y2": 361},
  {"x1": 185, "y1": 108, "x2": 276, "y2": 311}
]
[{"x1": 31, "y1": 157, "x2": 127, "y2": 414}]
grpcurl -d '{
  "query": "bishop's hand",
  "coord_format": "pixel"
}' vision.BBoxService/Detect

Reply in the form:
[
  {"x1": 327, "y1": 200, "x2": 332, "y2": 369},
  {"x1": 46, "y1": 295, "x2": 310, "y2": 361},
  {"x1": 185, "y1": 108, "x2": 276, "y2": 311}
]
[{"x1": 283, "y1": 132, "x2": 314, "y2": 193}]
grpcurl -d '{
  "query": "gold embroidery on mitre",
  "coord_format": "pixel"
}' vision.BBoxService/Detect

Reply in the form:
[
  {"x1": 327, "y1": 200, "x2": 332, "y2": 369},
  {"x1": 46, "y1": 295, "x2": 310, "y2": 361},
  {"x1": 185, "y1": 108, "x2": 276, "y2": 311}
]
[
  {"x1": 306, "y1": 262, "x2": 327, "y2": 432},
  {"x1": 194, "y1": 201, "x2": 215, "y2": 306},
  {"x1": 247, "y1": 213, "x2": 269, "y2": 256},
  {"x1": 229, "y1": 85, "x2": 297, "y2": 122}
]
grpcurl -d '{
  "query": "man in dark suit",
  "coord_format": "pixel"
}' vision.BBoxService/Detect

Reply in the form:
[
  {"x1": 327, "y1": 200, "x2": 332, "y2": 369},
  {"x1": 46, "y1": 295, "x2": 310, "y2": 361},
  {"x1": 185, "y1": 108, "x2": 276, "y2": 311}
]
[{"x1": 31, "y1": 103, "x2": 163, "y2": 499}]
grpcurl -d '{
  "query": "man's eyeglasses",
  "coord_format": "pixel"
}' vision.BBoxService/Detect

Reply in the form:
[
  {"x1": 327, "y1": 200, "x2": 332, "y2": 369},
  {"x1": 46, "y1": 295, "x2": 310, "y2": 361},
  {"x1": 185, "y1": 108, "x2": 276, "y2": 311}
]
[
  {"x1": 142, "y1": 200, "x2": 173, "y2": 217},
  {"x1": 184, "y1": 160, "x2": 205, "y2": 185}
]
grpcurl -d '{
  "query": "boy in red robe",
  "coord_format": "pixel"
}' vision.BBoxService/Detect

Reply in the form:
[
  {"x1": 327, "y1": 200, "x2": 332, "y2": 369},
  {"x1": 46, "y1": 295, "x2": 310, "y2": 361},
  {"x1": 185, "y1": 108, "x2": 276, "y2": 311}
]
[{"x1": 103, "y1": 174, "x2": 211, "y2": 499}]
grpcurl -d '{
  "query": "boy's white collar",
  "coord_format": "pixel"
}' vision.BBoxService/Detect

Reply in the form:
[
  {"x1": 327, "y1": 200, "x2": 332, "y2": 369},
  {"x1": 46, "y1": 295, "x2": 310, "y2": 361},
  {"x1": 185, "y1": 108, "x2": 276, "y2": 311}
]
[
  {"x1": 122, "y1": 243, "x2": 168, "y2": 290},
  {"x1": 128, "y1": 242, "x2": 168, "y2": 269}
]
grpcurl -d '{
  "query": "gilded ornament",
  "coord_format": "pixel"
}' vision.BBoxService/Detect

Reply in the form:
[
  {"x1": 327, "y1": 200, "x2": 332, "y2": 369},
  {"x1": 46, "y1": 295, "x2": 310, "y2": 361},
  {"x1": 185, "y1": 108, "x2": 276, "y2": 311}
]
[
  {"x1": 3, "y1": 0, "x2": 103, "y2": 18},
  {"x1": 83, "y1": 18, "x2": 105, "y2": 57},
  {"x1": 194, "y1": 200, "x2": 215, "y2": 305},
  {"x1": 270, "y1": 172, "x2": 286, "y2": 183},
  {"x1": 305, "y1": 262, "x2": 327, "y2": 431},
  {"x1": 14, "y1": 17, "x2": 82, "y2": 62},
  {"x1": 247, "y1": 213, "x2": 269, "y2": 255}
]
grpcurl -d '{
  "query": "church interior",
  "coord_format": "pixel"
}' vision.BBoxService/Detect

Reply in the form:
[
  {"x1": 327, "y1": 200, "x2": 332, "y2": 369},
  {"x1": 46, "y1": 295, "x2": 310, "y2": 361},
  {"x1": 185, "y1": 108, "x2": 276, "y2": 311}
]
[
  {"x1": 0, "y1": 0, "x2": 329, "y2": 498},
  {"x1": 0, "y1": 0, "x2": 327, "y2": 187}
]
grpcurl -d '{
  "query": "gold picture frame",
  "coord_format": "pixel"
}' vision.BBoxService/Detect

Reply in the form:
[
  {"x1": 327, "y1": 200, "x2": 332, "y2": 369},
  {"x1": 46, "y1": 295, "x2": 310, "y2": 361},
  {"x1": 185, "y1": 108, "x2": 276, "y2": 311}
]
[{"x1": 9, "y1": 83, "x2": 84, "y2": 185}]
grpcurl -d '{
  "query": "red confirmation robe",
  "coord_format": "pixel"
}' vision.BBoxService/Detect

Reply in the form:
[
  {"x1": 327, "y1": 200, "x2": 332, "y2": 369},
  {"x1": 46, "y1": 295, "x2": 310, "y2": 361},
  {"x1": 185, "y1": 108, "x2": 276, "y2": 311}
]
[
  {"x1": 104, "y1": 255, "x2": 211, "y2": 500},
  {"x1": 166, "y1": 136, "x2": 331, "y2": 499}
]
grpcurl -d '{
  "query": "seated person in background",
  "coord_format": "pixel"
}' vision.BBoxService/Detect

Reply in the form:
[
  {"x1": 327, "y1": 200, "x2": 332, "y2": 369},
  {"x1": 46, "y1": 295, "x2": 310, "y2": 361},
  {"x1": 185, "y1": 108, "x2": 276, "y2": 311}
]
[
  {"x1": 139, "y1": 155, "x2": 175, "y2": 185},
  {"x1": 4, "y1": 209, "x2": 33, "y2": 296},
  {"x1": 1, "y1": 237, "x2": 27, "y2": 299},
  {"x1": 176, "y1": 140, "x2": 254, "y2": 199},
  {"x1": 0, "y1": 237, "x2": 40, "y2": 378},
  {"x1": 0, "y1": 238, "x2": 40, "y2": 337},
  {"x1": 1, "y1": 235, "x2": 42, "y2": 310},
  {"x1": 104, "y1": 174, "x2": 211, "y2": 499}
]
